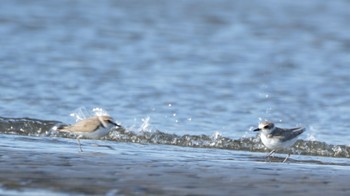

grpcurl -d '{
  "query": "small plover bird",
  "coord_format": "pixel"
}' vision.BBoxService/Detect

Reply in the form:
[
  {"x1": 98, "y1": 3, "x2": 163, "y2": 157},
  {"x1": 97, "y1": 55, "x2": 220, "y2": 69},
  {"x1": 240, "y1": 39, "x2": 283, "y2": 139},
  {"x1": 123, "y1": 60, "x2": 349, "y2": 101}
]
[
  {"x1": 253, "y1": 121, "x2": 305, "y2": 162},
  {"x1": 57, "y1": 115, "x2": 121, "y2": 152}
]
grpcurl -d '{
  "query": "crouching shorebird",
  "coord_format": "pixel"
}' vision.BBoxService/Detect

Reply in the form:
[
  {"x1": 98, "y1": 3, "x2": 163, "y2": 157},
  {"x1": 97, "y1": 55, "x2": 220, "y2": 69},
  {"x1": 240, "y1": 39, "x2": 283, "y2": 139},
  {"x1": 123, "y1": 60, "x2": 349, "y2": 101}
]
[
  {"x1": 253, "y1": 121, "x2": 305, "y2": 163},
  {"x1": 57, "y1": 115, "x2": 121, "y2": 152}
]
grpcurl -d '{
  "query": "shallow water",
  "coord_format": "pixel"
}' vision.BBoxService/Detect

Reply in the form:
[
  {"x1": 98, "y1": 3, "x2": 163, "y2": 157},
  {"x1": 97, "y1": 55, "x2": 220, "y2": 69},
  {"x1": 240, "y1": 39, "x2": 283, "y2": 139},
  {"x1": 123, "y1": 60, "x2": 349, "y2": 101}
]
[
  {"x1": 1, "y1": 0, "x2": 350, "y2": 143},
  {"x1": 1, "y1": 0, "x2": 350, "y2": 195},
  {"x1": 1, "y1": 134, "x2": 350, "y2": 195},
  {"x1": 1, "y1": 119, "x2": 350, "y2": 195}
]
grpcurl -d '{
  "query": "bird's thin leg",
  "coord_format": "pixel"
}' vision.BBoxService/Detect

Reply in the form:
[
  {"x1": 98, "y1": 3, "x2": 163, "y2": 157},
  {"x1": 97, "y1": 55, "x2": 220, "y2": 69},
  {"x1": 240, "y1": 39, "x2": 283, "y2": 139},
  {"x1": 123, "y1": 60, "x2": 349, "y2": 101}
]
[
  {"x1": 266, "y1": 150, "x2": 275, "y2": 158},
  {"x1": 265, "y1": 150, "x2": 275, "y2": 162},
  {"x1": 283, "y1": 153, "x2": 290, "y2": 163},
  {"x1": 76, "y1": 136, "x2": 83, "y2": 152}
]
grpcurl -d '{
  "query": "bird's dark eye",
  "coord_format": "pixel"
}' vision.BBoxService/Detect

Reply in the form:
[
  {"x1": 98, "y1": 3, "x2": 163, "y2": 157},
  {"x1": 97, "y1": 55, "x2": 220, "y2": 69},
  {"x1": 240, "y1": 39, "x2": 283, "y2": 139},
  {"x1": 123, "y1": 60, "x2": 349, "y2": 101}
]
[{"x1": 263, "y1": 125, "x2": 270, "y2": 129}]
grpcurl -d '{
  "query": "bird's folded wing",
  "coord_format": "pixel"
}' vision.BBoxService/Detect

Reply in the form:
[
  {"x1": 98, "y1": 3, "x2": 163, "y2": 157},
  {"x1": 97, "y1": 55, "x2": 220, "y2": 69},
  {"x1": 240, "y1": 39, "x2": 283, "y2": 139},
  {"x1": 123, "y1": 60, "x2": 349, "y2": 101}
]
[
  {"x1": 57, "y1": 121, "x2": 100, "y2": 133},
  {"x1": 271, "y1": 127, "x2": 305, "y2": 142}
]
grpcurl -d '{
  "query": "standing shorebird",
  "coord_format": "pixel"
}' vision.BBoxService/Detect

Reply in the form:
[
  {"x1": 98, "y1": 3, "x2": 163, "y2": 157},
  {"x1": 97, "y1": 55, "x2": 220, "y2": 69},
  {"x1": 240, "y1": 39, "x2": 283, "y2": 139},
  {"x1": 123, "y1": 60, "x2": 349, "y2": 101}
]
[
  {"x1": 57, "y1": 115, "x2": 121, "y2": 152},
  {"x1": 253, "y1": 121, "x2": 305, "y2": 162}
]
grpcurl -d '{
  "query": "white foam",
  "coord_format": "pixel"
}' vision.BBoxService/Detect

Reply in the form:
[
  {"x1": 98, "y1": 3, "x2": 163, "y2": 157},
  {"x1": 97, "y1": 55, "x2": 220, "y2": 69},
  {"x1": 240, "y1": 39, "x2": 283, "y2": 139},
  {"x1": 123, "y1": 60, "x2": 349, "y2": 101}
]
[
  {"x1": 305, "y1": 125, "x2": 318, "y2": 141},
  {"x1": 211, "y1": 131, "x2": 222, "y2": 140}
]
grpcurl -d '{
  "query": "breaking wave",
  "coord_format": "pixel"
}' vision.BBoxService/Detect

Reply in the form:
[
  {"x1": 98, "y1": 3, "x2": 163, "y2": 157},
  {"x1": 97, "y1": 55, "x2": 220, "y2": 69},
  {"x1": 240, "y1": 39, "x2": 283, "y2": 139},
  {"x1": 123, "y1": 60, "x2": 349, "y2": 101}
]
[{"x1": 0, "y1": 117, "x2": 349, "y2": 158}]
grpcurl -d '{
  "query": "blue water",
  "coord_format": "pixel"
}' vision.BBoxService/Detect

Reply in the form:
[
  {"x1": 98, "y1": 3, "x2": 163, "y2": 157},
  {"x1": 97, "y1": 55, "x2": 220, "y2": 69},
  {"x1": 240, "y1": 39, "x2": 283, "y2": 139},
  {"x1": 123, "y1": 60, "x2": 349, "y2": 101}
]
[
  {"x1": 1, "y1": 134, "x2": 350, "y2": 195},
  {"x1": 1, "y1": 0, "x2": 350, "y2": 195},
  {"x1": 1, "y1": 0, "x2": 349, "y2": 144}
]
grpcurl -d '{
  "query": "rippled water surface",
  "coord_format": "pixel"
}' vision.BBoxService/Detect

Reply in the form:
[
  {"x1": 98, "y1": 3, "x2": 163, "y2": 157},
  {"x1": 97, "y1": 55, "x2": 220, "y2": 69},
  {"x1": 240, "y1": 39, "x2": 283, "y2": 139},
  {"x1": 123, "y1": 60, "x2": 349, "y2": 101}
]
[
  {"x1": 1, "y1": 134, "x2": 350, "y2": 195},
  {"x1": 1, "y1": 0, "x2": 350, "y2": 195},
  {"x1": 1, "y1": 0, "x2": 350, "y2": 143}
]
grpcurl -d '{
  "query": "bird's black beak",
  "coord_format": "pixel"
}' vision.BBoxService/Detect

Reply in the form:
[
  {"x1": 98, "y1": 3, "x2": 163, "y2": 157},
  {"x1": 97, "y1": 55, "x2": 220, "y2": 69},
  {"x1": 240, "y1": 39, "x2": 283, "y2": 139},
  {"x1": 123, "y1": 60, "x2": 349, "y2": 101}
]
[
  {"x1": 109, "y1": 120, "x2": 121, "y2": 128},
  {"x1": 253, "y1": 128, "x2": 261, "y2": 132}
]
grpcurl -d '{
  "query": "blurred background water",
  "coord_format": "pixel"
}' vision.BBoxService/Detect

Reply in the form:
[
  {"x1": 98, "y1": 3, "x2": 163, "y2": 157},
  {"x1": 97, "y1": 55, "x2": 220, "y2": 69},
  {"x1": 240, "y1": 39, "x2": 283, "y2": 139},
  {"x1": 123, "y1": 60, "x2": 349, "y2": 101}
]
[{"x1": 1, "y1": 0, "x2": 350, "y2": 144}]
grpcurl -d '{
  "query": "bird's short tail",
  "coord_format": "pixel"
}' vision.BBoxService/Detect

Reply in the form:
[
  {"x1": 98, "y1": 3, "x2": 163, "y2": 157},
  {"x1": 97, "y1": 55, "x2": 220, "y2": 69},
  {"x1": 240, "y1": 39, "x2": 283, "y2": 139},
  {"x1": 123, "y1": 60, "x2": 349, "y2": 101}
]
[{"x1": 293, "y1": 127, "x2": 305, "y2": 136}]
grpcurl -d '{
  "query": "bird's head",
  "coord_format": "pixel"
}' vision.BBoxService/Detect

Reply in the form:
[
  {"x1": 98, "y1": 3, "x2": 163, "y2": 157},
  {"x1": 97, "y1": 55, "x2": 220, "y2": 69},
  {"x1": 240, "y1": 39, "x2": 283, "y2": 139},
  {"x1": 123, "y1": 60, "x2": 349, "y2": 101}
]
[{"x1": 253, "y1": 121, "x2": 275, "y2": 134}]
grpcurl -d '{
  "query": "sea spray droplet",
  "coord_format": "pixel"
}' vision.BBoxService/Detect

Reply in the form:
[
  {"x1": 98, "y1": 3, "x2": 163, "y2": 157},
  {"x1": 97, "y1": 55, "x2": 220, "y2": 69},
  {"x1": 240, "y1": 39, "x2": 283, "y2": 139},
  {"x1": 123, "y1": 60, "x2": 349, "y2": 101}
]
[
  {"x1": 139, "y1": 117, "x2": 151, "y2": 132},
  {"x1": 69, "y1": 107, "x2": 110, "y2": 122},
  {"x1": 92, "y1": 107, "x2": 109, "y2": 116}
]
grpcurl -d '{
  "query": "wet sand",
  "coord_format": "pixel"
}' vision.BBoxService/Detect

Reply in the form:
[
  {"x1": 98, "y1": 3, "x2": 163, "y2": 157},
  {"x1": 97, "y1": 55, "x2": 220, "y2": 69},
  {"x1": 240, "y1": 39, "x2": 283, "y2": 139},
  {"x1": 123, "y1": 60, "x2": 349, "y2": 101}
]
[{"x1": 1, "y1": 136, "x2": 350, "y2": 195}]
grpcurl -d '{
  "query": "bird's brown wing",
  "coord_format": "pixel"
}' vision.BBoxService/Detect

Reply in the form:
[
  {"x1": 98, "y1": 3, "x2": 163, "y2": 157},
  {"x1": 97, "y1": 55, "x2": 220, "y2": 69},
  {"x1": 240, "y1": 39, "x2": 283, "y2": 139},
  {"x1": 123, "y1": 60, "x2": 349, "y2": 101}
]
[{"x1": 57, "y1": 117, "x2": 100, "y2": 133}]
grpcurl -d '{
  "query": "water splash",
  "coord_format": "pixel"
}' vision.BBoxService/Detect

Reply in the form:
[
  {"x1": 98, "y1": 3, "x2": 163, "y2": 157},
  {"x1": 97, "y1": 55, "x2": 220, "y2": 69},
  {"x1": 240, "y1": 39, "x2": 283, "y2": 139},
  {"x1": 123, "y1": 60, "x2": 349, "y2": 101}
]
[
  {"x1": 306, "y1": 133, "x2": 317, "y2": 142},
  {"x1": 138, "y1": 116, "x2": 152, "y2": 132},
  {"x1": 92, "y1": 108, "x2": 110, "y2": 117},
  {"x1": 69, "y1": 107, "x2": 110, "y2": 122},
  {"x1": 211, "y1": 131, "x2": 222, "y2": 140}
]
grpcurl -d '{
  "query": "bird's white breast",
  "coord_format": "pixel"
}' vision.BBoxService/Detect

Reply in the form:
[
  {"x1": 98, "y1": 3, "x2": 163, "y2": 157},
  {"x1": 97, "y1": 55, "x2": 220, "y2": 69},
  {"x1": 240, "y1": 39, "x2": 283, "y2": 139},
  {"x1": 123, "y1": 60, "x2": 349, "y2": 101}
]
[
  {"x1": 260, "y1": 133, "x2": 297, "y2": 150},
  {"x1": 77, "y1": 126, "x2": 111, "y2": 139}
]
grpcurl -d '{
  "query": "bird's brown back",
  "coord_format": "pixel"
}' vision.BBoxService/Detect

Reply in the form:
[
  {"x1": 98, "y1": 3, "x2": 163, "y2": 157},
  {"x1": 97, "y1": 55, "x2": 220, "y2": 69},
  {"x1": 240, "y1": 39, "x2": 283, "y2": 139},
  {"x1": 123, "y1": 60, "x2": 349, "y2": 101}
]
[{"x1": 58, "y1": 116, "x2": 102, "y2": 133}]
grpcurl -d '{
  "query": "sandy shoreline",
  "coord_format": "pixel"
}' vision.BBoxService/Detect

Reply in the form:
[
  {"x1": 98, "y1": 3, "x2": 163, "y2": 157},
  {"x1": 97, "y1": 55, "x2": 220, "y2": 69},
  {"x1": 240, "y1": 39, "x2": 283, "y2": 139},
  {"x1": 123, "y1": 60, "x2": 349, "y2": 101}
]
[{"x1": 1, "y1": 137, "x2": 350, "y2": 195}]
